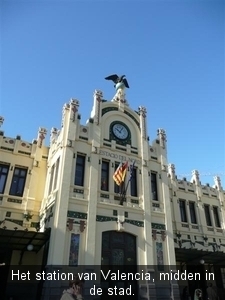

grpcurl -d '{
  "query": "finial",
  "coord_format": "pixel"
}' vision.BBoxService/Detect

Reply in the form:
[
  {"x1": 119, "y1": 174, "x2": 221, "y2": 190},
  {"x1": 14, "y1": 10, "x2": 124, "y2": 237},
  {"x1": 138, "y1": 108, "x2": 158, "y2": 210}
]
[{"x1": 0, "y1": 116, "x2": 4, "y2": 128}]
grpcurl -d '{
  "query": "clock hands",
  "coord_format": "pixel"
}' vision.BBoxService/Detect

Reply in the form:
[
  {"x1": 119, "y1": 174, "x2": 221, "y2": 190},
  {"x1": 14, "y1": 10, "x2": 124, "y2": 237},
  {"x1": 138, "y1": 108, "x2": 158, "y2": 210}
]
[{"x1": 116, "y1": 128, "x2": 120, "y2": 134}]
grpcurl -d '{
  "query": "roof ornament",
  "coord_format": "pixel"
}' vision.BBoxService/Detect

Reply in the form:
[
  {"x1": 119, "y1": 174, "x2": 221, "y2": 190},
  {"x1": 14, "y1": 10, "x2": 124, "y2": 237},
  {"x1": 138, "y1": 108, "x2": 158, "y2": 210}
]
[{"x1": 105, "y1": 74, "x2": 129, "y2": 105}]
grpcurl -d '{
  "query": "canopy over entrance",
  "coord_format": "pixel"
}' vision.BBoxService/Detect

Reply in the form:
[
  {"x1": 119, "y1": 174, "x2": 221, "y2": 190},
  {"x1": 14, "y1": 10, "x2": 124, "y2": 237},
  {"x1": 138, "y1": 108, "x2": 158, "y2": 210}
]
[
  {"x1": 0, "y1": 227, "x2": 51, "y2": 253},
  {"x1": 175, "y1": 248, "x2": 225, "y2": 266}
]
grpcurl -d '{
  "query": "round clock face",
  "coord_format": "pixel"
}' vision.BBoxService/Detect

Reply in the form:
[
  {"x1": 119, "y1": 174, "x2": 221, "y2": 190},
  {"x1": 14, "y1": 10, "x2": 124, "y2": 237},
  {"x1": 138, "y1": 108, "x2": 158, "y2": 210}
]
[{"x1": 112, "y1": 123, "x2": 129, "y2": 140}]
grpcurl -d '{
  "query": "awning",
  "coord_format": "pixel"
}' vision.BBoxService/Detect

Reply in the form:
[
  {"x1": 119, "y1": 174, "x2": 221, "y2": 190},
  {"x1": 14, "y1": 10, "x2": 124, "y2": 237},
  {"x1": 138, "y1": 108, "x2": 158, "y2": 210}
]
[
  {"x1": 0, "y1": 227, "x2": 51, "y2": 253},
  {"x1": 175, "y1": 248, "x2": 225, "y2": 265}
]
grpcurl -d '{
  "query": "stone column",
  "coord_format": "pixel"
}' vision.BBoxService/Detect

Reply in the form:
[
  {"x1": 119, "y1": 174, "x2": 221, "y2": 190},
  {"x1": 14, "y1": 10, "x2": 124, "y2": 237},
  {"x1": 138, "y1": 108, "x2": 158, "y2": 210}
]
[
  {"x1": 158, "y1": 129, "x2": 180, "y2": 300},
  {"x1": 139, "y1": 106, "x2": 156, "y2": 300}
]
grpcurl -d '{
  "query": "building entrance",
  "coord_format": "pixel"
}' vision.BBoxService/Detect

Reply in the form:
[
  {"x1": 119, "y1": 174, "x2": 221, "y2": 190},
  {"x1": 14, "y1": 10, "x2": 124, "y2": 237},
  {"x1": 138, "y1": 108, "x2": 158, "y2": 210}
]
[{"x1": 101, "y1": 231, "x2": 137, "y2": 299}]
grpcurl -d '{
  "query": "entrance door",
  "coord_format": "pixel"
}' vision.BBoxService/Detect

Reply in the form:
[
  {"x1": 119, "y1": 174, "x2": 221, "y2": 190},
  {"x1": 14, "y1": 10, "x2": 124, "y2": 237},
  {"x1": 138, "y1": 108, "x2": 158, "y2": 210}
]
[{"x1": 101, "y1": 231, "x2": 137, "y2": 299}]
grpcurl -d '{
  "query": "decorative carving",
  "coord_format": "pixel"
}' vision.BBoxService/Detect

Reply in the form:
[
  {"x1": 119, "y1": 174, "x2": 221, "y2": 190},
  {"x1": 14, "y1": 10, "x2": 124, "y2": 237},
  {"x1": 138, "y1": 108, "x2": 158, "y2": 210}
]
[
  {"x1": 67, "y1": 211, "x2": 87, "y2": 219},
  {"x1": 105, "y1": 74, "x2": 129, "y2": 105},
  {"x1": 33, "y1": 160, "x2": 39, "y2": 167},
  {"x1": 142, "y1": 160, "x2": 147, "y2": 167},
  {"x1": 157, "y1": 128, "x2": 167, "y2": 149},
  {"x1": 112, "y1": 88, "x2": 127, "y2": 104},
  {"x1": 191, "y1": 170, "x2": 200, "y2": 185},
  {"x1": 152, "y1": 229, "x2": 157, "y2": 240},
  {"x1": 152, "y1": 223, "x2": 166, "y2": 230},
  {"x1": 70, "y1": 99, "x2": 79, "y2": 122},
  {"x1": 117, "y1": 215, "x2": 125, "y2": 232},
  {"x1": 80, "y1": 220, "x2": 86, "y2": 232},
  {"x1": 37, "y1": 127, "x2": 47, "y2": 148},
  {"x1": 23, "y1": 212, "x2": 33, "y2": 222},
  {"x1": 61, "y1": 103, "x2": 70, "y2": 127},
  {"x1": 161, "y1": 164, "x2": 168, "y2": 172},
  {"x1": 0, "y1": 116, "x2": 4, "y2": 127},
  {"x1": 214, "y1": 176, "x2": 222, "y2": 191},
  {"x1": 68, "y1": 218, "x2": 74, "y2": 231},
  {"x1": 138, "y1": 106, "x2": 147, "y2": 118},
  {"x1": 67, "y1": 139, "x2": 72, "y2": 147},
  {"x1": 92, "y1": 146, "x2": 98, "y2": 154},
  {"x1": 168, "y1": 164, "x2": 176, "y2": 179},
  {"x1": 105, "y1": 74, "x2": 129, "y2": 89},
  {"x1": 50, "y1": 127, "x2": 58, "y2": 145}
]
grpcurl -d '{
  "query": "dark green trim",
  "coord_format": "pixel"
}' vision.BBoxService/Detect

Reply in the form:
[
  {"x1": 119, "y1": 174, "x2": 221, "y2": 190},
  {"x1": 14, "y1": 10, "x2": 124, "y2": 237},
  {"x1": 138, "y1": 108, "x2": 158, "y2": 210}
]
[
  {"x1": 102, "y1": 107, "x2": 118, "y2": 116},
  {"x1": 151, "y1": 223, "x2": 166, "y2": 230},
  {"x1": 96, "y1": 215, "x2": 117, "y2": 222},
  {"x1": 124, "y1": 110, "x2": 140, "y2": 128},
  {"x1": 67, "y1": 211, "x2": 87, "y2": 219},
  {"x1": 125, "y1": 219, "x2": 144, "y2": 227}
]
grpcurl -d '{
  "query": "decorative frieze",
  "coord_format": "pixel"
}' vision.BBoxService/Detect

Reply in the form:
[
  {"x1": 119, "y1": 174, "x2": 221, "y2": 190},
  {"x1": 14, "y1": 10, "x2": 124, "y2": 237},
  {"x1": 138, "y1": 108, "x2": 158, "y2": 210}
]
[{"x1": 67, "y1": 211, "x2": 87, "y2": 219}]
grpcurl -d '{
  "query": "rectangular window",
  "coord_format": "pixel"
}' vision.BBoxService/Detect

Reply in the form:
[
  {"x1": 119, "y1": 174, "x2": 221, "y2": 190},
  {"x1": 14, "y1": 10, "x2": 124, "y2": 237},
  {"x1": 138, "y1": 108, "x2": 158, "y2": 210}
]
[
  {"x1": 69, "y1": 233, "x2": 80, "y2": 266},
  {"x1": 151, "y1": 172, "x2": 158, "y2": 200},
  {"x1": 114, "y1": 163, "x2": 120, "y2": 194},
  {"x1": 9, "y1": 167, "x2": 27, "y2": 197},
  {"x1": 204, "y1": 205, "x2": 212, "y2": 226},
  {"x1": 179, "y1": 200, "x2": 187, "y2": 223},
  {"x1": 74, "y1": 155, "x2": 85, "y2": 186},
  {"x1": 101, "y1": 161, "x2": 109, "y2": 191},
  {"x1": 0, "y1": 164, "x2": 9, "y2": 194},
  {"x1": 48, "y1": 164, "x2": 55, "y2": 194},
  {"x1": 130, "y1": 167, "x2": 137, "y2": 197},
  {"x1": 156, "y1": 242, "x2": 164, "y2": 271},
  {"x1": 53, "y1": 158, "x2": 60, "y2": 190},
  {"x1": 189, "y1": 201, "x2": 197, "y2": 224},
  {"x1": 213, "y1": 206, "x2": 221, "y2": 228}
]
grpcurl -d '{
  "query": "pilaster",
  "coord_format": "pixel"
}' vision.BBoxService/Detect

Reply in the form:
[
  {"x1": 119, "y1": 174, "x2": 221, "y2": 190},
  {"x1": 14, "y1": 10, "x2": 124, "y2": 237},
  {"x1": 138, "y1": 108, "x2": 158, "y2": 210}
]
[
  {"x1": 157, "y1": 129, "x2": 176, "y2": 266},
  {"x1": 84, "y1": 150, "x2": 99, "y2": 265},
  {"x1": 47, "y1": 100, "x2": 79, "y2": 265}
]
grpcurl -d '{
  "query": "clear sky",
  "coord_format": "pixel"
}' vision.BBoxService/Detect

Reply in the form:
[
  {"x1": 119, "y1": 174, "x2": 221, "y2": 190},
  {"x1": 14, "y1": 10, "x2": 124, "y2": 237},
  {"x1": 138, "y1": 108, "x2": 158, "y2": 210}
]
[{"x1": 1, "y1": 0, "x2": 224, "y2": 186}]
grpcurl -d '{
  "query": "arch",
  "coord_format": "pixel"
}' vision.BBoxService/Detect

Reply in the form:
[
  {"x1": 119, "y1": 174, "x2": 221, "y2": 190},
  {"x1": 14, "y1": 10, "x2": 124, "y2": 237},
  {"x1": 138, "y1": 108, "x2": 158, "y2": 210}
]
[{"x1": 101, "y1": 231, "x2": 138, "y2": 299}]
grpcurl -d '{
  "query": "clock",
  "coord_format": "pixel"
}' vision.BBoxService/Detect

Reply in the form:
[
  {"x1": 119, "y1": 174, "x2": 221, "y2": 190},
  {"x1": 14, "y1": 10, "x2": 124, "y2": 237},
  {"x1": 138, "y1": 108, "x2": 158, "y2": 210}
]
[{"x1": 112, "y1": 123, "x2": 129, "y2": 140}]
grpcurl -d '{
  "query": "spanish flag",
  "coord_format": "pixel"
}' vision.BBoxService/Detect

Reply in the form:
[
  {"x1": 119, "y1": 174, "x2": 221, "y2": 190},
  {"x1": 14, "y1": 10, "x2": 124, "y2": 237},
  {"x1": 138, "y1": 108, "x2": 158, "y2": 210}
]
[{"x1": 113, "y1": 161, "x2": 128, "y2": 186}]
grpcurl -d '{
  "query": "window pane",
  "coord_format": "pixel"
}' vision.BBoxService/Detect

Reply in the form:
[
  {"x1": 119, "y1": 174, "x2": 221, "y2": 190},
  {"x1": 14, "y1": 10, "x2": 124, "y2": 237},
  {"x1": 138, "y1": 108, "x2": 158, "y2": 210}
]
[
  {"x1": 101, "y1": 161, "x2": 109, "y2": 191},
  {"x1": 204, "y1": 205, "x2": 212, "y2": 226},
  {"x1": 213, "y1": 206, "x2": 220, "y2": 228},
  {"x1": 151, "y1": 172, "x2": 158, "y2": 200},
  {"x1": 179, "y1": 200, "x2": 187, "y2": 222},
  {"x1": 9, "y1": 167, "x2": 27, "y2": 197},
  {"x1": 0, "y1": 164, "x2": 9, "y2": 194},
  {"x1": 75, "y1": 155, "x2": 85, "y2": 186},
  {"x1": 189, "y1": 202, "x2": 197, "y2": 224},
  {"x1": 130, "y1": 168, "x2": 137, "y2": 196}
]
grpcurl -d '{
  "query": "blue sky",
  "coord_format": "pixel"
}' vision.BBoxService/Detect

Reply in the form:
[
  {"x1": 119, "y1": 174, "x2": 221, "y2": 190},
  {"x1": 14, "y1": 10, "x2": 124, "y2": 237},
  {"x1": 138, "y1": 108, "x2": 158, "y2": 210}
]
[{"x1": 1, "y1": 0, "x2": 224, "y2": 186}]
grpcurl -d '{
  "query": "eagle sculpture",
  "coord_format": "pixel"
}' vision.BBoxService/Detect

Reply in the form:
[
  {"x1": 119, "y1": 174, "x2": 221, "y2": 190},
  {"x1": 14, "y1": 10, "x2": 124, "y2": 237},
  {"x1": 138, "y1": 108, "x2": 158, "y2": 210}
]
[{"x1": 105, "y1": 74, "x2": 129, "y2": 88}]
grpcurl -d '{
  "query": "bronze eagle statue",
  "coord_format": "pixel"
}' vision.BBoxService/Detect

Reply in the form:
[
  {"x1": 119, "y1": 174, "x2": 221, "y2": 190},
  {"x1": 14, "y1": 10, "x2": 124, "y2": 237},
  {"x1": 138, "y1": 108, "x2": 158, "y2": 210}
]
[{"x1": 105, "y1": 74, "x2": 129, "y2": 88}]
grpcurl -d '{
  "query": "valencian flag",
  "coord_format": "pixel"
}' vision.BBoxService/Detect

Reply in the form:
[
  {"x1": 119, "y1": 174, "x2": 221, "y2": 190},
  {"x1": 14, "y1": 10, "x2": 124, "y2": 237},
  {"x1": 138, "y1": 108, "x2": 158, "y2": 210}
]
[{"x1": 113, "y1": 161, "x2": 128, "y2": 186}]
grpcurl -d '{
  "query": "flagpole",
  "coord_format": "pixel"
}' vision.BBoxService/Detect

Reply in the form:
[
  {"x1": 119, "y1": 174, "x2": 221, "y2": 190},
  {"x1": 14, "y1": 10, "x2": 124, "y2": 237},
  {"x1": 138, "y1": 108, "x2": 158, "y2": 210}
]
[{"x1": 120, "y1": 161, "x2": 135, "y2": 205}]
